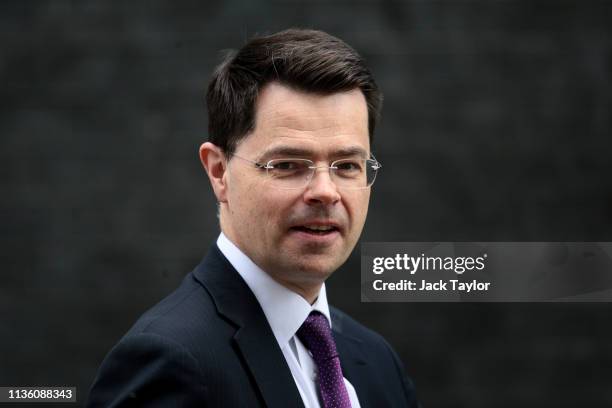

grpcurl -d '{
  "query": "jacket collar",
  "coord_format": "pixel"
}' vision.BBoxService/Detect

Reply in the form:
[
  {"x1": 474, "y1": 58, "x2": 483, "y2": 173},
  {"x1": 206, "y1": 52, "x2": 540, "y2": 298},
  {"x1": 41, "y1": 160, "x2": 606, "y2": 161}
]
[
  {"x1": 331, "y1": 311, "x2": 373, "y2": 406},
  {"x1": 192, "y1": 244, "x2": 305, "y2": 408}
]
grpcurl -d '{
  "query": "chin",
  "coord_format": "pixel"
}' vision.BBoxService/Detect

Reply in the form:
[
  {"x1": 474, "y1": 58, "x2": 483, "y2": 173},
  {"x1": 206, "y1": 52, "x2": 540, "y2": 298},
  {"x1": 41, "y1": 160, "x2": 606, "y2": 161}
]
[{"x1": 292, "y1": 256, "x2": 344, "y2": 279}]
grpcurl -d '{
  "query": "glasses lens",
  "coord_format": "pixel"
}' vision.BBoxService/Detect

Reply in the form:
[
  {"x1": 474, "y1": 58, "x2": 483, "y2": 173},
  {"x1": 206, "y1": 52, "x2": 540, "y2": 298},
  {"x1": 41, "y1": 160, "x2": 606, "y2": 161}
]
[
  {"x1": 331, "y1": 159, "x2": 380, "y2": 189},
  {"x1": 365, "y1": 159, "x2": 380, "y2": 187},
  {"x1": 266, "y1": 159, "x2": 313, "y2": 189}
]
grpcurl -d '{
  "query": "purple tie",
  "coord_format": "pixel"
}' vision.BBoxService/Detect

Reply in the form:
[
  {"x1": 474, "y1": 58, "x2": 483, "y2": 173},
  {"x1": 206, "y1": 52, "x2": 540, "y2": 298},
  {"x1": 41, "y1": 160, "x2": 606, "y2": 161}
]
[{"x1": 297, "y1": 311, "x2": 352, "y2": 408}]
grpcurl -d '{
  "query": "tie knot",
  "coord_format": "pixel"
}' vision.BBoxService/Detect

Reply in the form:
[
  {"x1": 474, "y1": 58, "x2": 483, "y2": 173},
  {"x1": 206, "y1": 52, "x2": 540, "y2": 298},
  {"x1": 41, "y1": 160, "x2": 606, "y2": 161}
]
[{"x1": 296, "y1": 311, "x2": 338, "y2": 361}]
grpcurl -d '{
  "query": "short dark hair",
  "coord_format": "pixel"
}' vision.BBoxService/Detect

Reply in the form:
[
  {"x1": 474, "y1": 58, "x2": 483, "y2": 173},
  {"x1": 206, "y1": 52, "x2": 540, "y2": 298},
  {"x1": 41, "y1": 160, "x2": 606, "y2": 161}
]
[{"x1": 206, "y1": 28, "x2": 383, "y2": 156}]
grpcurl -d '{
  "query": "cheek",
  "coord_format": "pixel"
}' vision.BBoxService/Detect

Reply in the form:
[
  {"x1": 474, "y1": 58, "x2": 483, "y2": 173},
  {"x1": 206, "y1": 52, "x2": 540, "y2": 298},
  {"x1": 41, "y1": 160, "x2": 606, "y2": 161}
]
[
  {"x1": 345, "y1": 191, "x2": 370, "y2": 225},
  {"x1": 229, "y1": 180, "x2": 263, "y2": 231},
  {"x1": 245, "y1": 187, "x2": 295, "y2": 237}
]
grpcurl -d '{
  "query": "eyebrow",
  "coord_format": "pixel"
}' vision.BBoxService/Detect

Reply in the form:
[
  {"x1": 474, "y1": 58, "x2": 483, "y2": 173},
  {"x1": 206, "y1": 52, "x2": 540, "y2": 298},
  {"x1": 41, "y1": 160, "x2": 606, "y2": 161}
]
[{"x1": 258, "y1": 145, "x2": 369, "y2": 161}]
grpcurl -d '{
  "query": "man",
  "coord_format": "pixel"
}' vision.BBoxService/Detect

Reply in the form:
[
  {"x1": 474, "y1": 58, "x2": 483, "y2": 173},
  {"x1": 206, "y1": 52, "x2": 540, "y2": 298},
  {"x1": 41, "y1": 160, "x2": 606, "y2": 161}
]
[{"x1": 88, "y1": 28, "x2": 419, "y2": 407}]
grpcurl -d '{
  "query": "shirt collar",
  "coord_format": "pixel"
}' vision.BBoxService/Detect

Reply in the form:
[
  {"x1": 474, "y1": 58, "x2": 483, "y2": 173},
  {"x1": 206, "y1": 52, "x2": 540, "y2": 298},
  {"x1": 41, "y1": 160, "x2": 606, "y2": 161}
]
[{"x1": 216, "y1": 232, "x2": 331, "y2": 347}]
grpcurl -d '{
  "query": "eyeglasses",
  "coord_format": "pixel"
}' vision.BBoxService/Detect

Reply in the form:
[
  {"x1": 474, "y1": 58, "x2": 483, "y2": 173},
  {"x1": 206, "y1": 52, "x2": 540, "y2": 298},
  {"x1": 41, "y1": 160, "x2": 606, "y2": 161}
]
[{"x1": 230, "y1": 154, "x2": 382, "y2": 190}]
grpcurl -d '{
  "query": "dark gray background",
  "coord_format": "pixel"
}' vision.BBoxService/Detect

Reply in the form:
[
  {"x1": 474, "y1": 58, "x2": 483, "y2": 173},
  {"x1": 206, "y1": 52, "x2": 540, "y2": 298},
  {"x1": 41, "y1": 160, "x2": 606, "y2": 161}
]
[{"x1": 2, "y1": 1, "x2": 611, "y2": 407}]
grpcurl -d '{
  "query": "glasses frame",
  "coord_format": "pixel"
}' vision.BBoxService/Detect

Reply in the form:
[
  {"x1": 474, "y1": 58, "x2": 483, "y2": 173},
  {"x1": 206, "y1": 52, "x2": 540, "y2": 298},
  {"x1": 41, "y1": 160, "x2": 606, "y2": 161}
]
[{"x1": 230, "y1": 153, "x2": 382, "y2": 190}]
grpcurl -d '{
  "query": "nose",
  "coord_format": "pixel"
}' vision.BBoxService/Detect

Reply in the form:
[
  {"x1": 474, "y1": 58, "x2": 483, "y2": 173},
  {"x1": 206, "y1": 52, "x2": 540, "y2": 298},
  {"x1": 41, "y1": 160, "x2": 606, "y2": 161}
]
[{"x1": 303, "y1": 167, "x2": 341, "y2": 205}]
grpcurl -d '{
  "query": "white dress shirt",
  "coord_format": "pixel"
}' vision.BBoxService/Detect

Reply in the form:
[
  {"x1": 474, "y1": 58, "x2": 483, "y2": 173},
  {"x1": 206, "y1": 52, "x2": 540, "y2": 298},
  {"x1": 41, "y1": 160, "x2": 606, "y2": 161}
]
[{"x1": 217, "y1": 233, "x2": 361, "y2": 408}]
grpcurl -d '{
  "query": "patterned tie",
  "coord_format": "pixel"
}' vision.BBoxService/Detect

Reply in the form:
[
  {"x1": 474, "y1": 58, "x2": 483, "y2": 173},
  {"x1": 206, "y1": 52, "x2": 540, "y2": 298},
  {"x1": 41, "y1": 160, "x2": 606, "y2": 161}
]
[{"x1": 296, "y1": 311, "x2": 352, "y2": 408}]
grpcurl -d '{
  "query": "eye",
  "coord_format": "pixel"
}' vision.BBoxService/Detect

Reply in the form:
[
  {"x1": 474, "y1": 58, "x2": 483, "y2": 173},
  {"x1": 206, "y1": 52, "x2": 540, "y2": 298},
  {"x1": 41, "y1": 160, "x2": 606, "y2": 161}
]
[
  {"x1": 269, "y1": 160, "x2": 304, "y2": 170},
  {"x1": 266, "y1": 159, "x2": 312, "y2": 179},
  {"x1": 335, "y1": 161, "x2": 363, "y2": 172},
  {"x1": 267, "y1": 159, "x2": 312, "y2": 172}
]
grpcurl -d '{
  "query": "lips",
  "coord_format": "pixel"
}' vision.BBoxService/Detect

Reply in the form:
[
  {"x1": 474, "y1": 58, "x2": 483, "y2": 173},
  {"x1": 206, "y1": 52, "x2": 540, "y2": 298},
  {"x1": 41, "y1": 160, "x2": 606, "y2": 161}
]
[
  {"x1": 290, "y1": 221, "x2": 341, "y2": 235},
  {"x1": 292, "y1": 225, "x2": 338, "y2": 235}
]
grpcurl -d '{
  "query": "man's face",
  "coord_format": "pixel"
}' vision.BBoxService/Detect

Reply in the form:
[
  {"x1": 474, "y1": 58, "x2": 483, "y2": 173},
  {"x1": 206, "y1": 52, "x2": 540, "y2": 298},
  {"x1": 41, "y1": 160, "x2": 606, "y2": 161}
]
[{"x1": 220, "y1": 82, "x2": 371, "y2": 293}]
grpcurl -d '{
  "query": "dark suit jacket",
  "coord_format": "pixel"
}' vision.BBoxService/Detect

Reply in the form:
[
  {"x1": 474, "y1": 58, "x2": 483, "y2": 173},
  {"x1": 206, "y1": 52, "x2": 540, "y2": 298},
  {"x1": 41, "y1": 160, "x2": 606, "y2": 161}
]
[{"x1": 87, "y1": 244, "x2": 419, "y2": 407}]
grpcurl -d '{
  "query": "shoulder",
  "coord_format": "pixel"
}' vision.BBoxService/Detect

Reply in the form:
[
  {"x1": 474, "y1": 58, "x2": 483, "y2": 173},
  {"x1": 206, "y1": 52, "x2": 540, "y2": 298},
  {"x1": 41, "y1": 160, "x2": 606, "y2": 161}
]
[
  {"x1": 108, "y1": 268, "x2": 236, "y2": 369},
  {"x1": 87, "y1": 272, "x2": 224, "y2": 407},
  {"x1": 330, "y1": 306, "x2": 378, "y2": 338},
  {"x1": 125, "y1": 271, "x2": 219, "y2": 344},
  {"x1": 330, "y1": 305, "x2": 391, "y2": 349}
]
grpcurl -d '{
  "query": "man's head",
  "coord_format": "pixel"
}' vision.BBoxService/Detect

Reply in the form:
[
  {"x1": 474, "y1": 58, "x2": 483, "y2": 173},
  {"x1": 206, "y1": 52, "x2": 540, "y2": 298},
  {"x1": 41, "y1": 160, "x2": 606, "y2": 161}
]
[{"x1": 200, "y1": 29, "x2": 382, "y2": 300}]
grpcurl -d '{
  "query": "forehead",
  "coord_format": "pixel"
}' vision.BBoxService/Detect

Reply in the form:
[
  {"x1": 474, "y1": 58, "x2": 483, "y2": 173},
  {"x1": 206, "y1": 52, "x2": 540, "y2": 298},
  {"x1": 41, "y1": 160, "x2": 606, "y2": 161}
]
[{"x1": 241, "y1": 82, "x2": 370, "y2": 156}]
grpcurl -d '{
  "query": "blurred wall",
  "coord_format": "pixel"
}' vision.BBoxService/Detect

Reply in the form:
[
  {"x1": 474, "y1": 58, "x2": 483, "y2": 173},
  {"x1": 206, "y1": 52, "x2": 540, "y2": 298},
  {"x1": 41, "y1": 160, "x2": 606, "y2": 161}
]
[{"x1": 1, "y1": 1, "x2": 611, "y2": 406}]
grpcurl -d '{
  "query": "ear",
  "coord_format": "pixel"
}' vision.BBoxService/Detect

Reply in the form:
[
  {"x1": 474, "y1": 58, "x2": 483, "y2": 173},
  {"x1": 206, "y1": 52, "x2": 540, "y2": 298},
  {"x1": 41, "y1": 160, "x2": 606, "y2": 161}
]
[{"x1": 199, "y1": 142, "x2": 228, "y2": 203}]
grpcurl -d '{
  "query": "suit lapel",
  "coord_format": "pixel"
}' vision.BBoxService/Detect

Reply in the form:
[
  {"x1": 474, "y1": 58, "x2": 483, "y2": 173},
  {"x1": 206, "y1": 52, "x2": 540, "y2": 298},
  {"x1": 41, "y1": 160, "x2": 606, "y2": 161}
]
[
  {"x1": 193, "y1": 245, "x2": 305, "y2": 408},
  {"x1": 332, "y1": 312, "x2": 373, "y2": 407},
  {"x1": 233, "y1": 322, "x2": 305, "y2": 408}
]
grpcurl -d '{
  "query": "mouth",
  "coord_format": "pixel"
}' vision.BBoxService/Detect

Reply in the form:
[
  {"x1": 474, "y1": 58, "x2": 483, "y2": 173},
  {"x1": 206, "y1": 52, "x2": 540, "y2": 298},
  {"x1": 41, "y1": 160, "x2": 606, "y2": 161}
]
[
  {"x1": 289, "y1": 221, "x2": 342, "y2": 242},
  {"x1": 290, "y1": 224, "x2": 340, "y2": 236}
]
